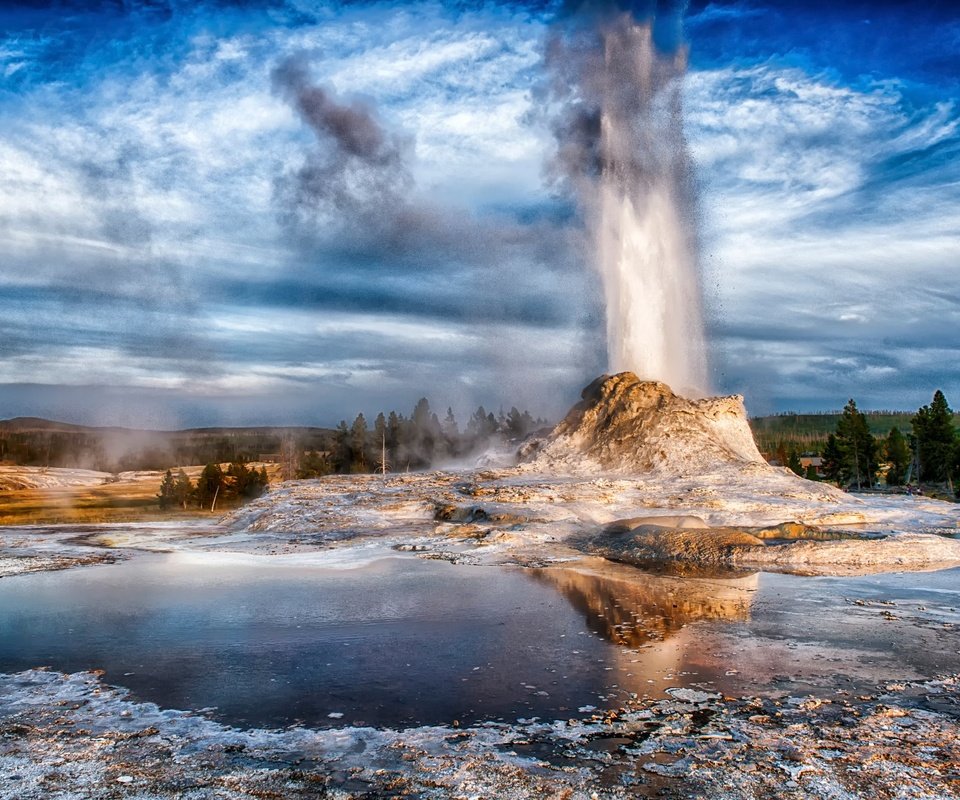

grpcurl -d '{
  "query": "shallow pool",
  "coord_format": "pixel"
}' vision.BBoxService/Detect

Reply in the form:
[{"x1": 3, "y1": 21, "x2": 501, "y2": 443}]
[{"x1": 2, "y1": 552, "x2": 958, "y2": 729}]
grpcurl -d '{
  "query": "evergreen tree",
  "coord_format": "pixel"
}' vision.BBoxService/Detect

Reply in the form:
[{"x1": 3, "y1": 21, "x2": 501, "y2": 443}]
[
  {"x1": 441, "y1": 407, "x2": 459, "y2": 459},
  {"x1": 884, "y1": 427, "x2": 911, "y2": 486},
  {"x1": 332, "y1": 421, "x2": 351, "y2": 473},
  {"x1": 506, "y1": 407, "x2": 530, "y2": 439},
  {"x1": 386, "y1": 411, "x2": 401, "y2": 466},
  {"x1": 467, "y1": 406, "x2": 488, "y2": 438},
  {"x1": 350, "y1": 414, "x2": 369, "y2": 472},
  {"x1": 195, "y1": 463, "x2": 224, "y2": 510},
  {"x1": 226, "y1": 458, "x2": 269, "y2": 500},
  {"x1": 157, "y1": 469, "x2": 176, "y2": 510},
  {"x1": 912, "y1": 390, "x2": 956, "y2": 484},
  {"x1": 412, "y1": 398, "x2": 431, "y2": 431},
  {"x1": 442, "y1": 407, "x2": 459, "y2": 439},
  {"x1": 787, "y1": 449, "x2": 803, "y2": 476},
  {"x1": 297, "y1": 450, "x2": 332, "y2": 478},
  {"x1": 834, "y1": 399, "x2": 877, "y2": 489},
  {"x1": 174, "y1": 469, "x2": 193, "y2": 509},
  {"x1": 821, "y1": 434, "x2": 843, "y2": 485},
  {"x1": 804, "y1": 464, "x2": 819, "y2": 481}
]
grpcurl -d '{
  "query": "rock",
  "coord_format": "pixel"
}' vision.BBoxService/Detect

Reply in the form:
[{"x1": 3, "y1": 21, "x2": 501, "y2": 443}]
[
  {"x1": 604, "y1": 515, "x2": 708, "y2": 533},
  {"x1": 589, "y1": 525, "x2": 765, "y2": 567},
  {"x1": 519, "y1": 372, "x2": 770, "y2": 476}
]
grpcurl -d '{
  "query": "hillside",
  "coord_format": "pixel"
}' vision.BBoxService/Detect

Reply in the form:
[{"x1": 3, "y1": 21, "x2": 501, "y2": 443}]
[{"x1": 0, "y1": 418, "x2": 335, "y2": 473}]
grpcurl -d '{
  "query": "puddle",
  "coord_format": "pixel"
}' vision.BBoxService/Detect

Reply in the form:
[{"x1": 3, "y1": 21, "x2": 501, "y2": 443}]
[
  {"x1": 0, "y1": 554, "x2": 700, "y2": 729},
  {"x1": 1, "y1": 552, "x2": 958, "y2": 730}
]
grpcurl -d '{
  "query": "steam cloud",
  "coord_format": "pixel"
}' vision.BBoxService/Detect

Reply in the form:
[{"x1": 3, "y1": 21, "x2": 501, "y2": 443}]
[{"x1": 545, "y1": 3, "x2": 709, "y2": 396}]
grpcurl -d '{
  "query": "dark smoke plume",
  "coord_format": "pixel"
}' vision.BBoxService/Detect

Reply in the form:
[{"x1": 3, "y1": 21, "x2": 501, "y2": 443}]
[{"x1": 271, "y1": 55, "x2": 412, "y2": 237}]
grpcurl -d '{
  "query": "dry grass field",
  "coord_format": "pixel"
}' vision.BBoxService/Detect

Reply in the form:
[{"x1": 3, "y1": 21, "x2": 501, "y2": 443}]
[{"x1": 0, "y1": 464, "x2": 283, "y2": 525}]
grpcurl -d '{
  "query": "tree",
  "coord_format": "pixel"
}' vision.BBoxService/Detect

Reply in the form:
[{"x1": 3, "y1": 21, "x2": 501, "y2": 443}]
[
  {"x1": 297, "y1": 450, "x2": 332, "y2": 478},
  {"x1": 787, "y1": 450, "x2": 803, "y2": 476},
  {"x1": 174, "y1": 469, "x2": 193, "y2": 509},
  {"x1": 442, "y1": 407, "x2": 459, "y2": 439},
  {"x1": 195, "y1": 463, "x2": 224, "y2": 510},
  {"x1": 227, "y1": 459, "x2": 269, "y2": 500},
  {"x1": 884, "y1": 427, "x2": 911, "y2": 486},
  {"x1": 834, "y1": 398, "x2": 877, "y2": 489},
  {"x1": 157, "y1": 470, "x2": 176, "y2": 510},
  {"x1": 821, "y1": 434, "x2": 843, "y2": 485},
  {"x1": 912, "y1": 390, "x2": 956, "y2": 485},
  {"x1": 804, "y1": 464, "x2": 819, "y2": 481},
  {"x1": 331, "y1": 421, "x2": 351, "y2": 473},
  {"x1": 350, "y1": 414, "x2": 369, "y2": 472}
]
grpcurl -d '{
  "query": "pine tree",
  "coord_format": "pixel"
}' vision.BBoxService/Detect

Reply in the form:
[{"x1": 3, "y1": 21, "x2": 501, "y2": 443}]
[
  {"x1": 442, "y1": 407, "x2": 459, "y2": 438},
  {"x1": 912, "y1": 390, "x2": 956, "y2": 485},
  {"x1": 174, "y1": 469, "x2": 193, "y2": 509},
  {"x1": 821, "y1": 434, "x2": 843, "y2": 485},
  {"x1": 350, "y1": 414, "x2": 369, "y2": 472},
  {"x1": 884, "y1": 427, "x2": 911, "y2": 486},
  {"x1": 297, "y1": 450, "x2": 332, "y2": 478},
  {"x1": 157, "y1": 469, "x2": 176, "y2": 510},
  {"x1": 835, "y1": 399, "x2": 877, "y2": 489},
  {"x1": 196, "y1": 463, "x2": 224, "y2": 510},
  {"x1": 332, "y1": 421, "x2": 351, "y2": 473},
  {"x1": 386, "y1": 411, "x2": 401, "y2": 466},
  {"x1": 787, "y1": 449, "x2": 803, "y2": 476}
]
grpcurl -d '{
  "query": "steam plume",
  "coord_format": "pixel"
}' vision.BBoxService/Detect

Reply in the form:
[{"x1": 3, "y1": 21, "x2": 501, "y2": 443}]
[{"x1": 546, "y1": 6, "x2": 709, "y2": 395}]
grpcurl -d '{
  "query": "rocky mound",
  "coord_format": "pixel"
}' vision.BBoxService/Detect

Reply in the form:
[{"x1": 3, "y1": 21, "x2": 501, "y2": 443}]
[{"x1": 519, "y1": 372, "x2": 771, "y2": 476}]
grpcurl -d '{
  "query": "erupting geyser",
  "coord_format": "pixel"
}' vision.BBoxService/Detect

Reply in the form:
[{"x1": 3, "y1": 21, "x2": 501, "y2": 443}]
[{"x1": 549, "y1": 10, "x2": 708, "y2": 395}]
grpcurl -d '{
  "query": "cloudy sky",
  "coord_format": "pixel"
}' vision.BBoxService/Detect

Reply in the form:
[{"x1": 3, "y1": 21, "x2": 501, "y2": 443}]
[{"x1": 1, "y1": 0, "x2": 957, "y2": 427}]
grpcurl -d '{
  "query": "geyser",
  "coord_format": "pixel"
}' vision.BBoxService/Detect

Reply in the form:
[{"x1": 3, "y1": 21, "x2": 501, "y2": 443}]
[
  {"x1": 548, "y1": 10, "x2": 708, "y2": 395},
  {"x1": 519, "y1": 372, "x2": 765, "y2": 476}
]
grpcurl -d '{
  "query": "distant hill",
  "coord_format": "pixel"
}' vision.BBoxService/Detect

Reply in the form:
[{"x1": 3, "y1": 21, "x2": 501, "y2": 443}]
[{"x1": 0, "y1": 417, "x2": 335, "y2": 472}]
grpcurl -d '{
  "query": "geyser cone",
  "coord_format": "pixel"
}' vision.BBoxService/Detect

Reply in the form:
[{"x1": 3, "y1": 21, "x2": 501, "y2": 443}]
[{"x1": 519, "y1": 372, "x2": 765, "y2": 475}]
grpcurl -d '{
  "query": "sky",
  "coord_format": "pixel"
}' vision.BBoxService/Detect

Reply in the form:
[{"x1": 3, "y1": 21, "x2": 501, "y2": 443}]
[{"x1": 0, "y1": 0, "x2": 958, "y2": 428}]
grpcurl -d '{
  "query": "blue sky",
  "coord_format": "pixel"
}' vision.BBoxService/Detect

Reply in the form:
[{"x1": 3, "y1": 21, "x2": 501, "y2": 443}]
[{"x1": 0, "y1": 0, "x2": 957, "y2": 427}]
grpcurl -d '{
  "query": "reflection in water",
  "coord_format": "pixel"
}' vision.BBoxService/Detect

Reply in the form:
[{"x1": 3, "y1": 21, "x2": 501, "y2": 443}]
[{"x1": 530, "y1": 559, "x2": 758, "y2": 647}]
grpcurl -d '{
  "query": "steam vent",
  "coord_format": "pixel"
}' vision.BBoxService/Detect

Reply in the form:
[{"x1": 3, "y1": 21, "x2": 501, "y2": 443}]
[{"x1": 520, "y1": 372, "x2": 767, "y2": 476}]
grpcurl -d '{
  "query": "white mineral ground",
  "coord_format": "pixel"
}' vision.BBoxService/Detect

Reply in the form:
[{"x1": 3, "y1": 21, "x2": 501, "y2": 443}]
[{"x1": 2, "y1": 373, "x2": 960, "y2": 798}]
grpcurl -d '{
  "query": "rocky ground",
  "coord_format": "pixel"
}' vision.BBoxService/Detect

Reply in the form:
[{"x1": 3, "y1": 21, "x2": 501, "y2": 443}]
[
  {"x1": 2, "y1": 464, "x2": 959, "y2": 578},
  {"x1": 2, "y1": 668, "x2": 957, "y2": 800}
]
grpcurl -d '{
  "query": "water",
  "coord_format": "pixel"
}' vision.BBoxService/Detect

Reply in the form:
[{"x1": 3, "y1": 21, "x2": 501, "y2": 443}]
[
  {"x1": 2, "y1": 554, "x2": 958, "y2": 730},
  {"x1": 550, "y1": 16, "x2": 708, "y2": 394},
  {"x1": 596, "y1": 22, "x2": 706, "y2": 395},
  {"x1": 0, "y1": 555, "x2": 685, "y2": 729}
]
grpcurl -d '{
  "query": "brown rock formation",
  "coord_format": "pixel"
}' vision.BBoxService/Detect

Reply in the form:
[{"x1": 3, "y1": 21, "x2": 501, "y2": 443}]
[{"x1": 520, "y1": 372, "x2": 767, "y2": 476}]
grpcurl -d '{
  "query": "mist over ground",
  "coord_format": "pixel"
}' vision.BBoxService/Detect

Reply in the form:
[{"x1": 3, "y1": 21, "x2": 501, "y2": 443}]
[{"x1": 0, "y1": 0, "x2": 957, "y2": 426}]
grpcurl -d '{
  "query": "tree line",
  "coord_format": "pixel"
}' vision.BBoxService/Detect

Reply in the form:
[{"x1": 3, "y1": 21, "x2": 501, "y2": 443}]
[
  {"x1": 294, "y1": 399, "x2": 547, "y2": 478},
  {"x1": 158, "y1": 460, "x2": 269, "y2": 511},
  {"x1": 818, "y1": 390, "x2": 959, "y2": 493}
]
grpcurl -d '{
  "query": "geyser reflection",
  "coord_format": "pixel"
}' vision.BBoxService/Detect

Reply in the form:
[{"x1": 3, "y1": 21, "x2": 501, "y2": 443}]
[{"x1": 548, "y1": 11, "x2": 708, "y2": 395}]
